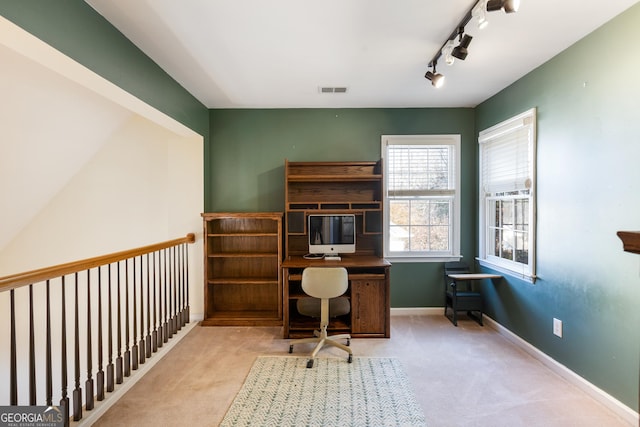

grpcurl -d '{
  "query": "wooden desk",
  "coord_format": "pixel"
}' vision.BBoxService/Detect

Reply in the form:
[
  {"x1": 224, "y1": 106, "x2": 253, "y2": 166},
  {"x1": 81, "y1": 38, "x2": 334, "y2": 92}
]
[{"x1": 282, "y1": 255, "x2": 391, "y2": 339}]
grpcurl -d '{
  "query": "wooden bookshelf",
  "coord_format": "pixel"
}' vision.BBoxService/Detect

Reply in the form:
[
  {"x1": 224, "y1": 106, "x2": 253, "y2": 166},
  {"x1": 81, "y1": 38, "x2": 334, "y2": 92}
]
[{"x1": 201, "y1": 212, "x2": 282, "y2": 326}]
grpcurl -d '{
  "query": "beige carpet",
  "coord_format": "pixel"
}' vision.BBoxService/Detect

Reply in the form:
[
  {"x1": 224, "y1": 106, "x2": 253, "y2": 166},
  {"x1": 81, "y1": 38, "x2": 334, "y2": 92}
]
[
  {"x1": 220, "y1": 356, "x2": 426, "y2": 426},
  {"x1": 93, "y1": 315, "x2": 631, "y2": 427}
]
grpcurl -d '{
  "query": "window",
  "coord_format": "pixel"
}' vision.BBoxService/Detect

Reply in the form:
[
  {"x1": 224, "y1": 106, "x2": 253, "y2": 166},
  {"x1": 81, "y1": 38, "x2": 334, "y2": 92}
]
[
  {"x1": 478, "y1": 108, "x2": 536, "y2": 280},
  {"x1": 381, "y1": 135, "x2": 460, "y2": 261}
]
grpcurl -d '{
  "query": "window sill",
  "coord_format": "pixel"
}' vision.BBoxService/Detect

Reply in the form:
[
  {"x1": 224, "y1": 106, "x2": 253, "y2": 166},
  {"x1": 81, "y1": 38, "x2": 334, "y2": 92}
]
[
  {"x1": 476, "y1": 258, "x2": 537, "y2": 283},
  {"x1": 386, "y1": 255, "x2": 462, "y2": 263}
]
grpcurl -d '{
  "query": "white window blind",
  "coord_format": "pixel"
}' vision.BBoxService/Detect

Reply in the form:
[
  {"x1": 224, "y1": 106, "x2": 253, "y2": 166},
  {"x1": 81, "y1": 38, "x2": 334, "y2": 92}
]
[
  {"x1": 479, "y1": 114, "x2": 533, "y2": 194},
  {"x1": 387, "y1": 145, "x2": 455, "y2": 197}
]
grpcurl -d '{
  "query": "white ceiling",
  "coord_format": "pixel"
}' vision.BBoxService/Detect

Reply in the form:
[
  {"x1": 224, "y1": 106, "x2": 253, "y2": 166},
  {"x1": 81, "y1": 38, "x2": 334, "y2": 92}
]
[{"x1": 89, "y1": 0, "x2": 638, "y2": 109}]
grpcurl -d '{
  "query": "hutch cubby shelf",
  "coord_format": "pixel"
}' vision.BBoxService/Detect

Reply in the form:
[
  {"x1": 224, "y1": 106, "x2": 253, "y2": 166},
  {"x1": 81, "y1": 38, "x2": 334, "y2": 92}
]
[
  {"x1": 283, "y1": 160, "x2": 390, "y2": 338},
  {"x1": 201, "y1": 212, "x2": 282, "y2": 326}
]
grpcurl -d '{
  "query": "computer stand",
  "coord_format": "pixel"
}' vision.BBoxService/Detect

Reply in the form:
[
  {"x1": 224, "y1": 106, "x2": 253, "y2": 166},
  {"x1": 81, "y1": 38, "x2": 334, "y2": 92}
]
[{"x1": 324, "y1": 255, "x2": 341, "y2": 261}]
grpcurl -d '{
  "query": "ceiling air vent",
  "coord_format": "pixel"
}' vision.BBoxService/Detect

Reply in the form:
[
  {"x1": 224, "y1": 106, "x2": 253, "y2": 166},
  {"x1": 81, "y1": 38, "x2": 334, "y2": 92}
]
[{"x1": 319, "y1": 86, "x2": 348, "y2": 94}]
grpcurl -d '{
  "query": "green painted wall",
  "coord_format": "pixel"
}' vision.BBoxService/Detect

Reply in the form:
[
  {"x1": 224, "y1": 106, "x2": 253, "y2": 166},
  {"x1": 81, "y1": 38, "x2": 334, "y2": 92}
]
[
  {"x1": 209, "y1": 108, "x2": 476, "y2": 308},
  {"x1": 476, "y1": 4, "x2": 640, "y2": 410},
  {"x1": 0, "y1": 0, "x2": 209, "y2": 137}
]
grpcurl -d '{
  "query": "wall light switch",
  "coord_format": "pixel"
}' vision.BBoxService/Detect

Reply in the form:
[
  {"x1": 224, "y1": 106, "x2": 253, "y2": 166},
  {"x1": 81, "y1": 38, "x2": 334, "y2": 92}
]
[{"x1": 553, "y1": 318, "x2": 563, "y2": 338}]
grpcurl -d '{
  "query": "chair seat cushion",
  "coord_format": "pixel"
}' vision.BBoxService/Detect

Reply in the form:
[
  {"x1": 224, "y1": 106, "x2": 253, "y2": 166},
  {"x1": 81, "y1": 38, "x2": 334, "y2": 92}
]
[
  {"x1": 446, "y1": 291, "x2": 482, "y2": 312},
  {"x1": 447, "y1": 291, "x2": 481, "y2": 297},
  {"x1": 297, "y1": 297, "x2": 350, "y2": 318}
]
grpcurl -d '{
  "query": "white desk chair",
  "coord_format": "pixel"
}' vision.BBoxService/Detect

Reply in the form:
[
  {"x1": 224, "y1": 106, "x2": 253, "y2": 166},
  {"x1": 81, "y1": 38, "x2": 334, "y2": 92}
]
[{"x1": 288, "y1": 267, "x2": 353, "y2": 368}]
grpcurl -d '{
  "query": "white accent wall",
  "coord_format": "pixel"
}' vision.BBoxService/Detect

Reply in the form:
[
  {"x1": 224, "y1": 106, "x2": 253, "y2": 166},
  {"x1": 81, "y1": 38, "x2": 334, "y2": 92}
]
[{"x1": 0, "y1": 17, "x2": 204, "y2": 317}]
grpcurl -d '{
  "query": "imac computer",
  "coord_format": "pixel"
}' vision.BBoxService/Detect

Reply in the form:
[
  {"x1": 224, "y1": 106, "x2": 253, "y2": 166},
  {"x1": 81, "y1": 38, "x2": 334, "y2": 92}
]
[{"x1": 307, "y1": 214, "x2": 356, "y2": 260}]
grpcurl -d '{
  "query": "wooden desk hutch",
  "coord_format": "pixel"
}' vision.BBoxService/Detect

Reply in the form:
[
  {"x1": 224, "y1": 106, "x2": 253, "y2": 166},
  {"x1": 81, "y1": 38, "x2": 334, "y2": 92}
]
[{"x1": 282, "y1": 160, "x2": 391, "y2": 338}]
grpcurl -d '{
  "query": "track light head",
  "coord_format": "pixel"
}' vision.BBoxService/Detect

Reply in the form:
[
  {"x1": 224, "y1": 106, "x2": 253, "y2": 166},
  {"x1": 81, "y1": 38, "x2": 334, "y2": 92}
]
[
  {"x1": 486, "y1": 0, "x2": 502, "y2": 11},
  {"x1": 487, "y1": 0, "x2": 520, "y2": 13},
  {"x1": 425, "y1": 71, "x2": 445, "y2": 88},
  {"x1": 425, "y1": 62, "x2": 445, "y2": 88},
  {"x1": 504, "y1": 0, "x2": 520, "y2": 13},
  {"x1": 442, "y1": 40, "x2": 457, "y2": 65},
  {"x1": 452, "y1": 34, "x2": 473, "y2": 60},
  {"x1": 472, "y1": 0, "x2": 489, "y2": 29}
]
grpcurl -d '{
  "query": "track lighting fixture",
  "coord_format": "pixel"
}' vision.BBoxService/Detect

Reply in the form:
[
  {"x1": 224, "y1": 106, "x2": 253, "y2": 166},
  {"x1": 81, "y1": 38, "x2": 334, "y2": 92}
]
[
  {"x1": 425, "y1": 62, "x2": 445, "y2": 88},
  {"x1": 424, "y1": 0, "x2": 521, "y2": 88},
  {"x1": 487, "y1": 0, "x2": 520, "y2": 13}
]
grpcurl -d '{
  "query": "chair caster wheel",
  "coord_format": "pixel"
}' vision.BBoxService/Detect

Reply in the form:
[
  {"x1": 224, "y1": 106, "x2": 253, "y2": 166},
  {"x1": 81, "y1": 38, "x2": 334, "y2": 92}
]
[
  {"x1": 348, "y1": 354, "x2": 353, "y2": 363},
  {"x1": 306, "y1": 359, "x2": 314, "y2": 368},
  {"x1": 346, "y1": 338, "x2": 351, "y2": 346},
  {"x1": 289, "y1": 345, "x2": 293, "y2": 354}
]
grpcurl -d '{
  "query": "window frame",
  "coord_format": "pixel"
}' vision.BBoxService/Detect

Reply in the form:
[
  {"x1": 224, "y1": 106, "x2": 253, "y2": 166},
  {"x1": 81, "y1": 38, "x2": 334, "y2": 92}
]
[
  {"x1": 381, "y1": 135, "x2": 461, "y2": 262},
  {"x1": 478, "y1": 108, "x2": 537, "y2": 281}
]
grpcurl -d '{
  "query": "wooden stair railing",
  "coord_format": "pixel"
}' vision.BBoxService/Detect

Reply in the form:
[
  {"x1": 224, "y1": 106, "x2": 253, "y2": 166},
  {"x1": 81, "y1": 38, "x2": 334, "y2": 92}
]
[{"x1": 0, "y1": 233, "x2": 195, "y2": 426}]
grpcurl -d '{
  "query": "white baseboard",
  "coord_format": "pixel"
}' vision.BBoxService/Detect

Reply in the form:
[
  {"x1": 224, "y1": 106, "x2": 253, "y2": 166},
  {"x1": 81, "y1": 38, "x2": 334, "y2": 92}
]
[
  {"x1": 483, "y1": 316, "x2": 638, "y2": 426},
  {"x1": 390, "y1": 307, "x2": 442, "y2": 316},
  {"x1": 75, "y1": 321, "x2": 198, "y2": 426}
]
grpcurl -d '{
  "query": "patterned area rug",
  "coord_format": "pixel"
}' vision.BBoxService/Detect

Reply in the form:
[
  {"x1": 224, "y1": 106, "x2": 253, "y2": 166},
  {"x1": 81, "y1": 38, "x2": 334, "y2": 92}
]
[{"x1": 220, "y1": 356, "x2": 427, "y2": 427}]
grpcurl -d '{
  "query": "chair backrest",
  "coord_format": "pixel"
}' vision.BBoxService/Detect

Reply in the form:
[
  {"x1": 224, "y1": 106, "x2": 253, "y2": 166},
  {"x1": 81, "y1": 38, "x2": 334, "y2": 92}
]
[
  {"x1": 443, "y1": 261, "x2": 473, "y2": 291},
  {"x1": 444, "y1": 261, "x2": 470, "y2": 285},
  {"x1": 444, "y1": 261, "x2": 471, "y2": 276},
  {"x1": 301, "y1": 267, "x2": 349, "y2": 299}
]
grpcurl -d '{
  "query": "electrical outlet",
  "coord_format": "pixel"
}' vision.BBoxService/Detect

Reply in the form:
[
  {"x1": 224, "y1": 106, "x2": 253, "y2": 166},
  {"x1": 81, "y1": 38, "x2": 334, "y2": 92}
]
[{"x1": 553, "y1": 318, "x2": 563, "y2": 338}]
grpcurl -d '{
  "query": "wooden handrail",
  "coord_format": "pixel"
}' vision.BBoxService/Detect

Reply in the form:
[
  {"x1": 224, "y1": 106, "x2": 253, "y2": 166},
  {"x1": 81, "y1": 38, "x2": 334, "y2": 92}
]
[{"x1": 0, "y1": 233, "x2": 196, "y2": 292}]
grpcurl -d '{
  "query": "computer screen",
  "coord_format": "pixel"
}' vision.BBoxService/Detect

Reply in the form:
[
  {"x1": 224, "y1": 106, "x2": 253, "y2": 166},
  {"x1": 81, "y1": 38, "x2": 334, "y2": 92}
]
[{"x1": 308, "y1": 214, "x2": 356, "y2": 256}]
